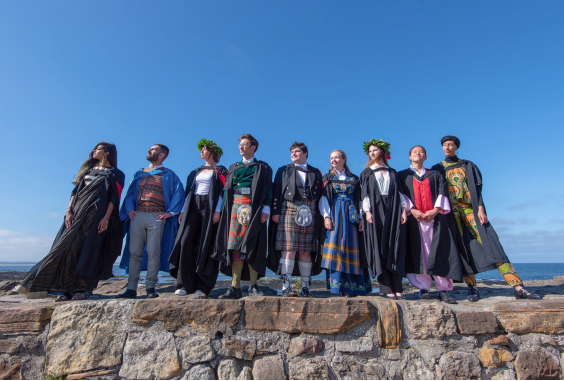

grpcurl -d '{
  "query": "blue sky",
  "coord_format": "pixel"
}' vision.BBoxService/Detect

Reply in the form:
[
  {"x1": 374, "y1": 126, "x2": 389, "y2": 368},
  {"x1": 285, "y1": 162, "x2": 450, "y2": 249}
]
[{"x1": 0, "y1": 1, "x2": 563, "y2": 263}]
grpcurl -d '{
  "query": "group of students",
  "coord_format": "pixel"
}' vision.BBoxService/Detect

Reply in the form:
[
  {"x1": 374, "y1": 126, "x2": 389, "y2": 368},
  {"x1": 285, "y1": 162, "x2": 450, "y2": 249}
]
[{"x1": 14, "y1": 134, "x2": 542, "y2": 304}]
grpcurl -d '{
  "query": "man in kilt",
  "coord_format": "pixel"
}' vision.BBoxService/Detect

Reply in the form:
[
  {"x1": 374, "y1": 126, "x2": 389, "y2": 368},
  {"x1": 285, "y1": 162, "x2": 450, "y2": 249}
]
[
  {"x1": 214, "y1": 134, "x2": 273, "y2": 299},
  {"x1": 268, "y1": 142, "x2": 323, "y2": 297}
]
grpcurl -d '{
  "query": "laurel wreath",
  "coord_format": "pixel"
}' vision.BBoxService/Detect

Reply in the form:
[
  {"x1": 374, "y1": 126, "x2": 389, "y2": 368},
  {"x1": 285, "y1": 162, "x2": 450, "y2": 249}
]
[
  {"x1": 363, "y1": 139, "x2": 390, "y2": 155},
  {"x1": 197, "y1": 138, "x2": 223, "y2": 157}
]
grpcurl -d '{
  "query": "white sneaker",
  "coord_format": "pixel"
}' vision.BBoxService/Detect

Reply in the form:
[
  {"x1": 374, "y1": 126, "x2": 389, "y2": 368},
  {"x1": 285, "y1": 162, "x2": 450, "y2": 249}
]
[{"x1": 175, "y1": 289, "x2": 187, "y2": 296}]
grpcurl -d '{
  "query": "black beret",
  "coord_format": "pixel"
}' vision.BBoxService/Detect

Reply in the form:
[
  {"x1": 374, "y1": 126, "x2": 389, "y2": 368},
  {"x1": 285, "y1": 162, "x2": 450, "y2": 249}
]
[{"x1": 440, "y1": 135, "x2": 460, "y2": 148}]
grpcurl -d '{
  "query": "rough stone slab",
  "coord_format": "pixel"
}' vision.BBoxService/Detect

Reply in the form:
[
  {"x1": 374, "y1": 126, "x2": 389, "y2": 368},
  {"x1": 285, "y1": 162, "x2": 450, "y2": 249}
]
[
  {"x1": 288, "y1": 358, "x2": 330, "y2": 380},
  {"x1": 218, "y1": 337, "x2": 256, "y2": 360},
  {"x1": 183, "y1": 364, "x2": 215, "y2": 380},
  {"x1": 334, "y1": 335, "x2": 373, "y2": 353},
  {"x1": 217, "y1": 358, "x2": 252, "y2": 380},
  {"x1": 456, "y1": 311, "x2": 497, "y2": 335},
  {"x1": 119, "y1": 331, "x2": 181, "y2": 380},
  {"x1": 398, "y1": 301, "x2": 457, "y2": 340},
  {"x1": 330, "y1": 355, "x2": 365, "y2": 380},
  {"x1": 514, "y1": 346, "x2": 560, "y2": 380},
  {"x1": 478, "y1": 346, "x2": 513, "y2": 367},
  {"x1": 131, "y1": 299, "x2": 243, "y2": 331},
  {"x1": 45, "y1": 300, "x2": 133, "y2": 376},
  {"x1": 94, "y1": 279, "x2": 128, "y2": 295},
  {"x1": 0, "y1": 354, "x2": 21, "y2": 380},
  {"x1": 485, "y1": 335, "x2": 510, "y2": 347},
  {"x1": 366, "y1": 297, "x2": 401, "y2": 349},
  {"x1": 400, "y1": 349, "x2": 435, "y2": 379},
  {"x1": 0, "y1": 306, "x2": 53, "y2": 336},
  {"x1": 288, "y1": 337, "x2": 324, "y2": 356},
  {"x1": 438, "y1": 351, "x2": 481, "y2": 380},
  {"x1": 0, "y1": 341, "x2": 19, "y2": 355},
  {"x1": 245, "y1": 297, "x2": 371, "y2": 334},
  {"x1": 491, "y1": 300, "x2": 564, "y2": 334},
  {"x1": 176, "y1": 335, "x2": 215, "y2": 367},
  {"x1": 252, "y1": 354, "x2": 286, "y2": 380}
]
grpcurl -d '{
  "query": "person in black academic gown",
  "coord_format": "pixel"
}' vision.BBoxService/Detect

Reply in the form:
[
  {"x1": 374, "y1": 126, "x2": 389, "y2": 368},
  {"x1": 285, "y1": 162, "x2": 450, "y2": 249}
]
[
  {"x1": 15, "y1": 142, "x2": 125, "y2": 300},
  {"x1": 266, "y1": 142, "x2": 324, "y2": 297},
  {"x1": 360, "y1": 139, "x2": 408, "y2": 299},
  {"x1": 431, "y1": 135, "x2": 542, "y2": 301},
  {"x1": 213, "y1": 133, "x2": 273, "y2": 299},
  {"x1": 399, "y1": 145, "x2": 464, "y2": 304},
  {"x1": 169, "y1": 139, "x2": 228, "y2": 296}
]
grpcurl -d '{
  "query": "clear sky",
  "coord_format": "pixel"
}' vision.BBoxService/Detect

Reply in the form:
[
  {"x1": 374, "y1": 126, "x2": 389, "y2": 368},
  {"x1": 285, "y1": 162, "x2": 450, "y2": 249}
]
[{"x1": 0, "y1": 1, "x2": 563, "y2": 263}]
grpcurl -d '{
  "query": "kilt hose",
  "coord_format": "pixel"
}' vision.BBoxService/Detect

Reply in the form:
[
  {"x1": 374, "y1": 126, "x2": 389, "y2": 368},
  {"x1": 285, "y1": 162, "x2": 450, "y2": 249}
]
[{"x1": 275, "y1": 198, "x2": 317, "y2": 252}]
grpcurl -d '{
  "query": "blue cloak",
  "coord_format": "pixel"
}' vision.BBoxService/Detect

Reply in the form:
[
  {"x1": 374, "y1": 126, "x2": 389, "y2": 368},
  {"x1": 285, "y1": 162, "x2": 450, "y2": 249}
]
[{"x1": 119, "y1": 168, "x2": 185, "y2": 273}]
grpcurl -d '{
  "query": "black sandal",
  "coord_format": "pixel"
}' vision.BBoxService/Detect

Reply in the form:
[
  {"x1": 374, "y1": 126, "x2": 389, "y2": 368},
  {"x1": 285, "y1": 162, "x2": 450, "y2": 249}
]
[{"x1": 514, "y1": 288, "x2": 543, "y2": 300}]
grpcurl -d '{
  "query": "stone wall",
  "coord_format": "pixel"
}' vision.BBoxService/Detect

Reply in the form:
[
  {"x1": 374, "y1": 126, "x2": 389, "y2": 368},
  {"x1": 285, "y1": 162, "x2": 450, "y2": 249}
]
[{"x1": 1, "y1": 297, "x2": 563, "y2": 380}]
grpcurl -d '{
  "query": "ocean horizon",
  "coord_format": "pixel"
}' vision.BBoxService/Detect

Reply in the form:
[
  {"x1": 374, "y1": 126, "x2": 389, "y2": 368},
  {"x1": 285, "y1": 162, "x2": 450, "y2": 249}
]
[{"x1": 1, "y1": 262, "x2": 563, "y2": 283}]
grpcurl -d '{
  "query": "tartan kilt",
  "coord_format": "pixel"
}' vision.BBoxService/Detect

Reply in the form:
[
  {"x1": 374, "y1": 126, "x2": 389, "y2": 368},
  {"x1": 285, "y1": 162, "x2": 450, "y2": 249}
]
[
  {"x1": 227, "y1": 194, "x2": 251, "y2": 250},
  {"x1": 275, "y1": 198, "x2": 317, "y2": 252}
]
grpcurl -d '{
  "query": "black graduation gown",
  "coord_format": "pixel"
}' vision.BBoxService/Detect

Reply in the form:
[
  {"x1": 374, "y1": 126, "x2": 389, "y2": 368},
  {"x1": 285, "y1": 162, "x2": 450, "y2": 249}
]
[
  {"x1": 212, "y1": 160, "x2": 273, "y2": 279},
  {"x1": 320, "y1": 172, "x2": 369, "y2": 271},
  {"x1": 398, "y1": 168, "x2": 465, "y2": 282},
  {"x1": 168, "y1": 165, "x2": 228, "y2": 290},
  {"x1": 67, "y1": 168, "x2": 125, "y2": 288},
  {"x1": 266, "y1": 164, "x2": 324, "y2": 276},
  {"x1": 360, "y1": 167, "x2": 407, "y2": 279},
  {"x1": 431, "y1": 159, "x2": 510, "y2": 274}
]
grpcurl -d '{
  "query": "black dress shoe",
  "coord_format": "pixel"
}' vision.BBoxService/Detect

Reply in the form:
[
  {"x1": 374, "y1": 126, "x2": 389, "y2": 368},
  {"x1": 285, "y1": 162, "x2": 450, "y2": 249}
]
[
  {"x1": 146, "y1": 288, "x2": 159, "y2": 298},
  {"x1": 395, "y1": 295, "x2": 406, "y2": 300},
  {"x1": 218, "y1": 286, "x2": 243, "y2": 299},
  {"x1": 514, "y1": 288, "x2": 543, "y2": 300},
  {"x1": 115, "y1": 289, "x2": 137, "y2": 299},
  {"x1": 467, "y1": 286, "x2": 480, "y2": 302},
  {"x1": 419, "y1": 290, "x2": 431, "y2": 299},
  {"x1": 248, "y1": 284, "x2": 264, "y2": 296},
  {"x1": 282, "y1": 288, "x2": 298, "y2": 297},
  {"x1": 300, "y1": 287, "x2": 314, "y2": 297},
  {"x1": 439, "y1": 291, "x2": 458, "y2": 304}
]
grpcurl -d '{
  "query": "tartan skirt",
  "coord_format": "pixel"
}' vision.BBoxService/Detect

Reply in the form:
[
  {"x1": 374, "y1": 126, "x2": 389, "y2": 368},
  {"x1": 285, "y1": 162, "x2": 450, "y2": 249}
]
[
  {"x1": 227, "y1": 194, "x2": 251, "y2": 251},
  {"x1": 275, "y1": 199, "x2": 317, "y2": 252}
]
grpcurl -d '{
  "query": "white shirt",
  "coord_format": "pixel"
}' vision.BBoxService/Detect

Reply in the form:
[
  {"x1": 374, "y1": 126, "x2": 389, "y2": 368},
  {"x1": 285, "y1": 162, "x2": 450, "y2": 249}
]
[
  {"x1": 294, "y1": 162, "x2": 308, "y2": 187},
  {"x1": 241, "y1": 157, "x2": 270, "y2": 215},
  {"x1": 181, "y1": 170, "x2": 223, "y2": 213},
  {"x1": 148, "y1": 164, "x2": 165, "y2": 170},
  {"x1": 362, "y1": 165, "x2": 407, "y2": 213},
  {"x1": 410, "y1": 165, "x2": 426, "y2": 177},
  {"x1": 318, "y1": 169, "x2": 347, "y2": 219}
]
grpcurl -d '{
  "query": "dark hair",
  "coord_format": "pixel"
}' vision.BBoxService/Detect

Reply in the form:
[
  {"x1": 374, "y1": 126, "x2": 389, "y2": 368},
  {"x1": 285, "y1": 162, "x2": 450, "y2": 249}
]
[
  {"x1": 211, "y1": 152, "x2": 221, "y2": 163},
  {"x1": 154, "y1": 143, "x2": 170, "y2": 159},
  {"x1": 364, "y1": 144, "x2": 389, "y2": 167},
  {"x1": 289, "y1": 141, "x2": 308, "y2": 158},
  {"x1": 329, "y1": 150, "x2": 353, "y2": 177},
  {"x1": 73, "y1": 142, "x2": 118, "y2": 185},
  {"x1": 239, "y1": 133, "x2": 259, "y2": 152},
  {"x1": 409, "y1": 145, "x2": 426, "y2": 156}
]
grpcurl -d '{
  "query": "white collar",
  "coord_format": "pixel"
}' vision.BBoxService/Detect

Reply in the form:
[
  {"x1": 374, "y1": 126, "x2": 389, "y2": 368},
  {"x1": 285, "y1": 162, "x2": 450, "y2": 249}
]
[
  {"x1": 294, "y1": 162, "x2": 308, "y2": 169},
  {"x1": 410, "y1": 166, "x2": 426, "y2": 175},
  {"x1": 370, "y1": 164, "x2": 388, "y2": 170},
  {"x1": 149, "y1": 164, "x2": 165, "y2": 170},
  {"x1": 242, "y1": 157, "x2": 256, "y2": 164},
  {"x1": 335, "y1": 168, "x2": 346, "y2": 177}
]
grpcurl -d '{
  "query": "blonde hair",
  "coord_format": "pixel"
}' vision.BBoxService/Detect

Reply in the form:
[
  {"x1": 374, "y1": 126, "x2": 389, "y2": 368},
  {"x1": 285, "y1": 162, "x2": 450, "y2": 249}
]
[{"x1": 329, "y1": 150, "x2": 353, "y2": 176}]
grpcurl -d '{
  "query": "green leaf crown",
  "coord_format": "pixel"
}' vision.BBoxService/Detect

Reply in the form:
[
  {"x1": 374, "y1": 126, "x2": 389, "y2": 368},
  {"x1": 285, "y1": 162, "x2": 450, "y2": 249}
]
[
  {"x1": 197, "y1": 138, "x2": 224, "y2": 157},
  {"x1": 363, "y1": 139, "x2": 390, "y2": 155}
]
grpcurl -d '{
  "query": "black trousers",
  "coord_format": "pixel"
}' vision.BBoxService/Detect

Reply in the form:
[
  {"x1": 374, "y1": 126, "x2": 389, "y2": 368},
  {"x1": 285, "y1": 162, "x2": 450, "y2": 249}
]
[
  {"x1": 376, "y1": 195, "x2": 403, "y2": 294},
  {"x1": 176, "y1": 195, "x2": 213, "y2": 295}
]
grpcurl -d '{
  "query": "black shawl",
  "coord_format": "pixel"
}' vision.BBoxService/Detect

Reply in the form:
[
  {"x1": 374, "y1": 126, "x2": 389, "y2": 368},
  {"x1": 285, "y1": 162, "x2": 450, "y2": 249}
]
[
  {"x1": 68, "y1": 168, "x2": 125, "y2": 287},
  {"x1": 169, "y1": 165, "x2": 228, "y2": 288},
  {"x1": 320, "y1": 171, "x2": 369, "y2": 270},
  {"x1": 431, "y1": 159, "x2": 510, "y2": 274},
  {"x1": 398, "y1": 168, "x2": 465, "y2": 281},
  {"x1": 360, "y1": 167, "x2": 406, "y2": 279},
  {"x1": 266, "y1": 164, "x2": 324, "y2": 276},
  {"x1": 213, "y1": 160, "x2": 273, "y2": 279}
]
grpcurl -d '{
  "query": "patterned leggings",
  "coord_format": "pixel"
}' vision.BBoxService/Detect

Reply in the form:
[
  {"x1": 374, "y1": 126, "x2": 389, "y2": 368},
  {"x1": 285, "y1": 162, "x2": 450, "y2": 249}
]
[{"x1": 453, "y1": 204, "x2": 524, "y2": 288}]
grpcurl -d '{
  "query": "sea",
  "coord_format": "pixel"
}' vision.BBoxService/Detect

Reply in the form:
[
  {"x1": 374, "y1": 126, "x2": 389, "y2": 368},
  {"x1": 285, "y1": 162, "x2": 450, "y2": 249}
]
[{"x1": 1, "y1": 263, "x2": 563, "y2": 284}]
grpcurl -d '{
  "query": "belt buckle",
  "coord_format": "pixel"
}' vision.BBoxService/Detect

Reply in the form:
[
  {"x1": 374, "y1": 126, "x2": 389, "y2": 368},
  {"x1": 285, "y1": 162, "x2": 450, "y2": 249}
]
[{"x1": 240, "y1": 188, "x2": 251, "y2": 195}]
